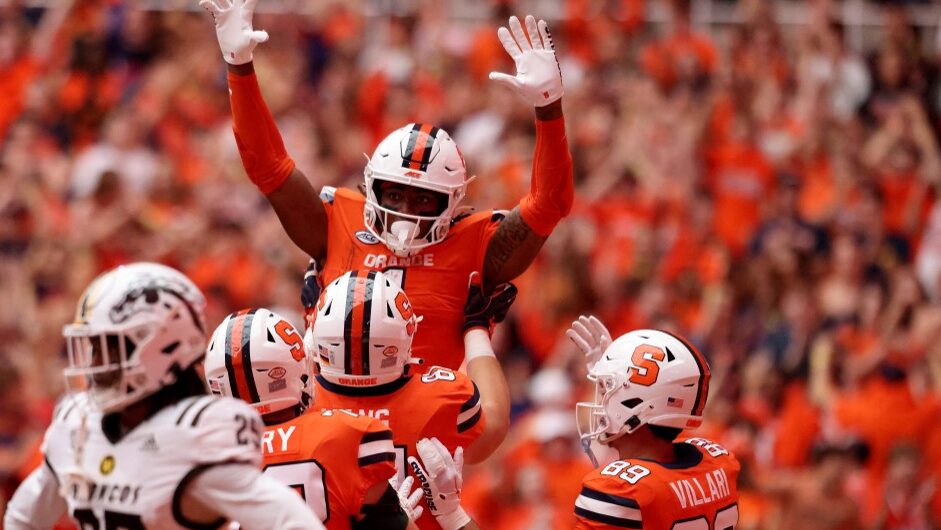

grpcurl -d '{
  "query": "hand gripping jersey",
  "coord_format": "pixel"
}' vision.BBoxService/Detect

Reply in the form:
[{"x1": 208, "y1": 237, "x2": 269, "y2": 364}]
[
  {"x1": 260, "y1": 409, "x2": 396, "y2": 529},
  {"x1": 311, "y1": 366, "x2": 484, "y2": 529},
  {"x1": 42, "y1": 394, "x2": 264, "y2": 529},
  {"x1": 574, "y1": 438, "x2": 740, "y2": 530},
  {"x1": 317, "y1": 187, "x2": 502, "y2": 370}
]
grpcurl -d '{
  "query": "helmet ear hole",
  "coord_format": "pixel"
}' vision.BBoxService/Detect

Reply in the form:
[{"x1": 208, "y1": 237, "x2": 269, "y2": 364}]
[
  {"x1": 621, "y1": 398, "x2": 643, "y2": 409},
  {"x1": 387, "y1": 303, "x2": 395, "y2": 318},
  {"x1": 266, "y1": 329, "x2": 276, "y2": 343}
]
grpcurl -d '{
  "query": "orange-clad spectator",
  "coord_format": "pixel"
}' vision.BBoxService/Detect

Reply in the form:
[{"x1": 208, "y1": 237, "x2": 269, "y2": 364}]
[
  {"x1": 0, "y1": 1, "x2": 76, "y2": 142},
  {"x1": 706, "y1": 115, "x2": 776, "y2": 256},
  {"x1": 869, "y1": 444, "x2": 937, "y2": 530},
  {"x1": 640, "y1": 0, "x2": 718, "y2": 91}
]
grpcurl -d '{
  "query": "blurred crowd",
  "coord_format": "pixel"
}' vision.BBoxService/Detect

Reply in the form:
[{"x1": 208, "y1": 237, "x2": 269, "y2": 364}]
[{"x1": 4, "y1": 0, "x2": 941, "y2": 528}]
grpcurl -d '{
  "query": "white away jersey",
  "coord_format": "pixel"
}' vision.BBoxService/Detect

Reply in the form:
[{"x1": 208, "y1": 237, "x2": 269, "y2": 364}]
[{"x1": 42, "y1": 393, "x2": 264, "y2": 529}]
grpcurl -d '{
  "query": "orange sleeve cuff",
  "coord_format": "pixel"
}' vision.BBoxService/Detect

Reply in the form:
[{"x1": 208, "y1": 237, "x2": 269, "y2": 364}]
[
  {"x1": 519, "y1": 115, "x2": 574, "y2": 237},
  {"x1": 227, "y1": 71, "x2": 296, "y2": 195}
]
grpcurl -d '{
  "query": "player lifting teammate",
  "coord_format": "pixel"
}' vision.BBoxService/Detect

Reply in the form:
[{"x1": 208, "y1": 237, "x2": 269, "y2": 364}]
[
  {"x1": 200, "y1": 0, "x2": 573, "y2": 369},
  {"x1": 4, "y1": 263, "x2": 320, "y2": 530},
  {"x1": 204, "y1": 308, "x2": 419, "y2": 530},
  {"x1": 308, "y1": 270, "x2": 514, "y2": 529},
  {"x1": 567, "y1": 317, "x2": 740, "y2": 529}
]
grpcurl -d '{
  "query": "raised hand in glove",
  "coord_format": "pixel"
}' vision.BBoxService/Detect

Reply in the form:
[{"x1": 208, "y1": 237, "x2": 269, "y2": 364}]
[
  {"x1": 489, "y1": 15, "x2": 563, "y2": 107},
  {"x1": 199, "y1": 0, "x2": 269, "y2": 65},
  {"x1": 462, "y1": 272, "x2": 518, "y2": 335},
  {"x1": 408, "y1": 438, "x2": 470, "y2": 530},
  {"x1": 566, "y1": 315, "x2": 612, "y2": 372}
]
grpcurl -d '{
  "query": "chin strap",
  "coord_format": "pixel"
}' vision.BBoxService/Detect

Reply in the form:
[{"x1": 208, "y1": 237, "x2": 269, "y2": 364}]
[{"x1": 581, "y1": 438, "x2": 600, "y2": 469}]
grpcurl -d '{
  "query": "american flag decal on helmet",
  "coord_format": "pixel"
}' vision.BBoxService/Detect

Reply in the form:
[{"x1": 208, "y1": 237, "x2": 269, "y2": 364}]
[{"x1": 401, "y1": 123, "x2": 441, "y2": 172}]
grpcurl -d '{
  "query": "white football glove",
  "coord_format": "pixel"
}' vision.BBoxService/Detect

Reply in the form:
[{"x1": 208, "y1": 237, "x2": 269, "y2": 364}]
[
  {"x1": 566, "y1": 315, "x2": 612, "y2": 372},
  {"x1": 389, "y1": 474, "x2": 424, "y2": 522},
  {"x1": 407, "y1": 438, "x2": 470, "y2": 530},
  {"x1": 489, "y1": 15, "x2": 564, "y2": 107},
  {"x1": 199, "y1": 0, "x2": 269, "y2": 65}
]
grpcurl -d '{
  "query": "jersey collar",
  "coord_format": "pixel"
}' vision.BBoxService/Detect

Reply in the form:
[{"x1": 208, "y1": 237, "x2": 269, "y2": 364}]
[
  {"x1": 631, "y1": 441, "x2": 705, "y2": 470},
  {"x1": 315, "y1": 374, "x2": 412, "y2": 397}
]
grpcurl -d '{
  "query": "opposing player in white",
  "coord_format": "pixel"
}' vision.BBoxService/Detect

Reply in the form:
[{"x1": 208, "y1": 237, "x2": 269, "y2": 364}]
[{"x1": 4, "y1": 262, "x2": 321, "y2": 530}]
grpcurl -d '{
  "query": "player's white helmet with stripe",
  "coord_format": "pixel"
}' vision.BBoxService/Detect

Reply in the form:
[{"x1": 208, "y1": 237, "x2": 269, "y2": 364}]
[
  {"x1": 577, "y1": 329, "x2": 711, "y2": 446},
  {"x1": 310, "y1": 270, "x2": 421, "y2": 387},
  {"x1": 62, "y1": 262, "x2": 207, "y2": 412},
  {"x1": 364, "y1": 123, "x2": 474, "y2": 256},
  {"x1": 204, "y1": 308, "x2": 312, "y2": 416}
]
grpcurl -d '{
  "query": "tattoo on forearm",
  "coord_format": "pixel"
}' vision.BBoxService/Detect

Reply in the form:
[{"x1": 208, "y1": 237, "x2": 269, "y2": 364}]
[{"x1": 485, "y1": 210, "x2": 535, "y2": 273}]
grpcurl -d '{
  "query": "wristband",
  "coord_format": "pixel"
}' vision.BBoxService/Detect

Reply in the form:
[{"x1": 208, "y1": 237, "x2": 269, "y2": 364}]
[{"x1": 464, "y1": 328, "x2": 496, "y2": 362}]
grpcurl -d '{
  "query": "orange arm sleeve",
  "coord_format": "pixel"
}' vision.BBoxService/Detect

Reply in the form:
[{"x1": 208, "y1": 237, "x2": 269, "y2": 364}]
[
  {"x1": 519, "y1": 115, "x2": 574, "y2": 236},
  {"x1": 227, "y1": 71, "x2": 296, "y2": 195}
]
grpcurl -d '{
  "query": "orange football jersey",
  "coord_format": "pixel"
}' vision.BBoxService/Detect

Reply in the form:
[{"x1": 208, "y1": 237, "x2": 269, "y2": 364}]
[
  {"x1": 261, "y1": 409, "x2": 397, "y2": 530},
  {"x1": 312, "y1": 367, "x2": 485, "y2": 529},
  {"x1": 317, "y1": 187, "x2": 501, "y2": 370},
  {"x1": 575, "y1": 438, "x2": 740, "y2": 530}
]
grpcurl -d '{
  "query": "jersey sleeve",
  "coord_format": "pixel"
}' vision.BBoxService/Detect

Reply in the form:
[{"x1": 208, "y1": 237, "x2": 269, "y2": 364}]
[
  {"x1": 425, "y1": 369, "x2": 485, "y2": 450},
  {"x1": 320, "y1": 186, "x2": 336, "y2": 212},
  {"x1": 575, "y1": 472, "x2": 648, "y2": 529},
  {"x1": 184, "y1": 461, "x2": 323, "y2": 530},
  {"x1": 178, "y1": 396, "x2": 264, "y2": 468},
  {"x1": 4, "y1": 460, "x2": 68, "y2": 530},
  {"x1": 356, "y1": 420, "x2": 397, "y2": 483},
  {"x1": 464, "y1": 210, "x2": 504, "y2": 274},
  {"x1": 41, "y1": 393, "x2": 89, "y2": 476},
  {"x1": 352, "y1": 418, "x2": 397, "y2": 514}
]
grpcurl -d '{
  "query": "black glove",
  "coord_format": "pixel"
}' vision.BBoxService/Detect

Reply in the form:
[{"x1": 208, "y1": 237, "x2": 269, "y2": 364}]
[
  {"x1": 300, "y1": 259, "x2": 321, "y2": 309},
  {"x1": 462, "y1": 273, "x2": 518, "y2": 334}
]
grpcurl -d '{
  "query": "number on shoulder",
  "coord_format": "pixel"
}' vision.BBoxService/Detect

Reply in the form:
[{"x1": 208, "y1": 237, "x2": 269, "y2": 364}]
[
  {"x1": 684, "y1": 438, "x2": 730, "y2": 458},
  {"x1": 421, "y1": 367, "x2": 457, "y2": 384},
  {"x1": 600, "y1": 460, "x2": 651, "y2": 485}
]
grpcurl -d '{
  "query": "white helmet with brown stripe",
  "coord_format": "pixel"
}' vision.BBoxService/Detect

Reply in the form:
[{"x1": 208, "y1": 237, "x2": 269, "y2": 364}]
[
  {"x1": 204, "y1": 308, "x2": 312, "y2": 416},
  {"x1": 310, "y1": 270, "x2": 422, "y2": 387},
  {"x1": 363, "y1": 123, "x2": 475, "y2": 257},
  {"x1": 576, "y1": 329, "x2": 711, "y2": 447},
  {"x1": 62, "y1": 262, "x2": 207, "y2": 412}
]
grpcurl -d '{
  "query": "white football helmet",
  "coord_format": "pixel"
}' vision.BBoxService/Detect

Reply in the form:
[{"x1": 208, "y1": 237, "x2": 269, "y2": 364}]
[
  {"x1": 204, "y1": 308, "x2": 312, "y2": 416},
  {"x1": 62, "y1": 262, "x2": 208, "y2": 413},
  {"x1": 310, "y1": 270, "x2": 421, "y2": 387},
  {"x1": 576, "y1": 329, "x2": 711, "y2": 447},
  {"x1": 364, "y1": 123, "x2": 475, "y2": 256}
]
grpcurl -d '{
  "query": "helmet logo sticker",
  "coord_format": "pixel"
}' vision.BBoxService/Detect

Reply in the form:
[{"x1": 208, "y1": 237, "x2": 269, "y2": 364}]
[
  {"x1": 628, "y1": 344, "x2": 666, "y2": 386},
  {"x1": 267, "y1": 367, "x2": 286, "y2": 379}
]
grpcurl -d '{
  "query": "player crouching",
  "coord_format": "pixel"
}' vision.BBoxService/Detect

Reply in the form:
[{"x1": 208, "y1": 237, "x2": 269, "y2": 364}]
[
  {"x1": 568, "y1": 318, "x2": 741, "y2": 529},
  {"x1": 205, "y1": 308, "x2": 417, "y2": 530}
]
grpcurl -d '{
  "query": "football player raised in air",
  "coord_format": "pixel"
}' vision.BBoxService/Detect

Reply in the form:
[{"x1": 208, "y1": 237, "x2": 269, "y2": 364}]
[
  {"x1": 308, "y1": 270, "x2": 514, "y2": 529},
  {"x1": 4, "y1": 263, "x2": 320, "y2": 530},
  {"x1": 201, "y1": 0, "x2": 573, "y2": 370},
  {"x1": 204, "y1": 308, "x2": 419, "y2": 530},
  {"x1": 567, "y1": 317, "x2": 740, "y2": 530}
]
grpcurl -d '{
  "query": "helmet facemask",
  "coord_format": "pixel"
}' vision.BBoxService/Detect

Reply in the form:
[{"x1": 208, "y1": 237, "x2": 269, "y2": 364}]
[
  {"x1": 63, "y1": 321, "x2": 158, "y2": 413},
  {"x1": 362, "y1": 123, "x2": 475, "y2": 257},
  {"x1": 364, "y1": 175, "x2": 455, "y2": 257}
]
